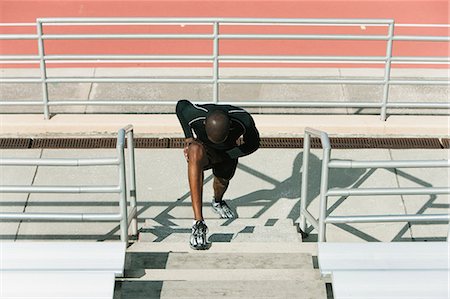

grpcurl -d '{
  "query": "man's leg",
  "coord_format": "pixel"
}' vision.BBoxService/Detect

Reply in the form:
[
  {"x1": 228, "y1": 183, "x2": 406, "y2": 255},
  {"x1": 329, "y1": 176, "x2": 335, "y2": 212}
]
[
  {"x1": 212, "y1": 176, "x2": 235, "y2": 219},
  {"x1": 187, "y1": 141, "x2": 208, "y2": 220},
  {"x1": 213, "y1": 176, "x2": 229, "y2": 202}
]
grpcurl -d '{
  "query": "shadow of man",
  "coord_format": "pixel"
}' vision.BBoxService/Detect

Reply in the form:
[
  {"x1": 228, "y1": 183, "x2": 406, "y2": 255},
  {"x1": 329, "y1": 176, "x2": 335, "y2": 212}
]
[{"x1": 230, "y1": 151, "x2": 367, "y2": 224}]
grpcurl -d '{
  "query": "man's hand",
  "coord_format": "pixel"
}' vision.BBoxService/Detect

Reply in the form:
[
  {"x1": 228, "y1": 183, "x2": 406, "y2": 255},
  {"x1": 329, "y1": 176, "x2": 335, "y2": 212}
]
[{"x1": 184, "y1": 138, "x2": 195, "y2": 162}]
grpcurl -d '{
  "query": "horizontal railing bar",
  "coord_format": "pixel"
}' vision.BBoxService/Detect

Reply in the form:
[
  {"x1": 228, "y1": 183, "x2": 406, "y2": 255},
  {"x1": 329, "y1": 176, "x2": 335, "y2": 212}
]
[
  {"x1": 219, "y1": 78, "x2": 383, "y2": 84},
  {"x1": 391, "y1": 61, "x2": 450, "y2": 65},
  {"x1": 0, "y1": 55, "x2": 40, "y2": 60},
  {"x1": 392, "y1": 56, "x2": 450, "y2": 62},
  {"x1": 42, "y1": 34, "x2": 214, "y2": 40},
  {"x1": 327, "y1": 187, "x2": 450, "y2": 196},
  {"x1": 39, "y1": 100, "x2": 381, "y2": 107},
  {"x1": 215, "y1": 101, "x2": 381, "y2": 108},
  {"x1": 47, "y1": 100, "x2": 179, "y2": 106},
  {"x1": 387, "y1": 102, "x2": 450, "y2": 108},
  {"x1": 1, "y1": 100, "x2": 447, "y2": 109},
  {"x1": 0, "y1": 78, "x2": 42, "y2": 83},
  {"x1": 37, "y1": 33, "x2": 395, "y2": 41},
  {"x1": 0, "y1": 23, "x2": 36, "y2": 27},
  {"x1": 37, "y1": 22, "x2": 389, "y2": 27},
  {"x1": 0, "y1": 158, "x2": 119, "y2": 166},
  {"x1": 0, "y1": 101, "x2": 42, "y2": 106},
  {"x1": 3, "y1": 21, "x2": 445, "y2": 28},
  {"x1": 325, "y1": 214, "x2": 450, "y2": 224},
  {"x1": 0, "y1": 212, "x2": 122, "y2": 221},
  {"x1": 397, "y1": 24, "x2": 450, "y2": 28},
  {"x1": 38, "y1": 17, "x2": 394, "y2": 24},
  {"x1": 0, "y1": 61, "x2": 40, "y2": 64},
  {"x1": 328, "y1": 160, "x2": 450, "y2": 169},
  {"x1": 45, "y1": 78, "x2": 213, "y2": 83},
  {"x1": 0, "y1": 186, "x2": 121, "y2": 193},
  {"x1": 1, "y1": 55, "x2": 447, "y2": 64},
  {"x1": 219, "y1": 55, "x2": 387, "y2": 61},
  {"x1": 389, "y1": 80, "x2": 450, "y2": 85},
  {"x1": 301, "y1": 209, "x2": 319, "y2": 230},
  {"x1": 43, "y1": 55, "x2": 214, "y2": 60},
  {"x1": 42, "y1": 60, "x2": 211, "y2": 64},
  {"x1": 218, "y1": 34, "x2": 388, "y2": 40},
  {"x1": 0, "y1": 34, "x2": 38, "y2": 40},
  {"x1": 394, "y1": 36, "x2": 450, "y2": 42}
]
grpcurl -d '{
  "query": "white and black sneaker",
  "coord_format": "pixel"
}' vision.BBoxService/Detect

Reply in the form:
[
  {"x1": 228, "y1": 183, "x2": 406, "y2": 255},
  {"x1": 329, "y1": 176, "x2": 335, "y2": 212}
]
[
  {"x1": 212, "y1": 200, "x2": 235, "y2": 219},
  {"x1": 190, "y1": 220, "x2": 211, "y2": 250}
]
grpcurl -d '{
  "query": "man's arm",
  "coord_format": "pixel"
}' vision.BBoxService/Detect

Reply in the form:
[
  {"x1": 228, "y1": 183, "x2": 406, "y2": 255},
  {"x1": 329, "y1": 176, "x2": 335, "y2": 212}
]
[
  {"x1": 225, "y1": 115, "x2": 260, "y2": 160},
  {"x1": 176, "y1": 100, "x2": 195, "y2": 139}
]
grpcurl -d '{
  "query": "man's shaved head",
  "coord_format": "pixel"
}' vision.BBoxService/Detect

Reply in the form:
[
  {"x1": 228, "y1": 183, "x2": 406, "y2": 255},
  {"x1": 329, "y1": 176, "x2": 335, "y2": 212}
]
[{"x1": 205, "y1": 110, "x2": 230, "y2": 144}]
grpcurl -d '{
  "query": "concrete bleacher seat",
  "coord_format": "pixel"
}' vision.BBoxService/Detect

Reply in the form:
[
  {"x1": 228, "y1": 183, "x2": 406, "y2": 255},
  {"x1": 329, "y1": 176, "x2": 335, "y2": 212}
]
[
  {"x1": 331, "y1": 270, "x2": 450, "y2": 299},
  {"x1": 0, "y1": 241, "x2": 126, "y2": 298},
  {"x1": 319, "y1": 242, "x2": 450, "y2": 299},
  {"x1": 318, "y1": 242, "x2": 449, "y2": 275},
  {"x1": 0, "y1": 241, "x2": 127, "y2": 276},
  {"x1": 0, "y1": 271, "x2": 115, "y2": 298}
]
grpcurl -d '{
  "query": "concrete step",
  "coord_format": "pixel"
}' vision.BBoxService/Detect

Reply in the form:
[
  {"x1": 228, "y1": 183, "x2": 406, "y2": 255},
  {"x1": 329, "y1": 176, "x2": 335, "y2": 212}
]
[
  {"x1": 119, "y1": 242, "x2": 326, "y2": 298},
  {"x1": 139, "y1": 218, "x2": 302, "y2": 243},
  {"x1": 122, "y1": 268, "x2": 321, "y2": 281},
  {"x1": 117, "y1": 279, "x2": 327, "y2": 298},
  {"x1": 127, "y1": 242, "x2": 317, "y2": 255},
  {"x1": 125, "y1": 252, "x2": 313, "y2": 270},
  {"x1": 143, "y1": 218, "x2": 296, "y2": 229}
]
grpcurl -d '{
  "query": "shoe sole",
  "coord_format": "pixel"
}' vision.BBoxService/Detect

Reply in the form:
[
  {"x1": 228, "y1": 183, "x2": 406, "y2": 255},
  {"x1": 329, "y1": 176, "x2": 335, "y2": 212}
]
[
  {"x1": 190, "y1": 242, "x2": 212, "y2": 250},
  {"x1": 211, "y1": 206, "x2": 235, "y2": 219}
]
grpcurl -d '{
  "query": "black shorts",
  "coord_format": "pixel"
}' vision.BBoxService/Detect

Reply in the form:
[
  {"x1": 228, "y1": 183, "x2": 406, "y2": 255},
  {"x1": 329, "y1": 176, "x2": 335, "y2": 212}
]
[{"x1": 203, "y1": 145, "x2": 238, "y2": 181}]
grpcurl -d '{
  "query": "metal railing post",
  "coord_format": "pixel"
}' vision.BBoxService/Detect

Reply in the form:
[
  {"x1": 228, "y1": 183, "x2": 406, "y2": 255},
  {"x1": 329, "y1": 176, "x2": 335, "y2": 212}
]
[
  {"x1": 318, "y1": 146, "x2": 331, "y2": 242},
  {"x1": 380, "y1": 21, "x2": 395, "y2": 121},
  {"x1": 117, "y1": 129, "x2": 129, "y2": 243},
  {"x1": 300, "y1": 131, "x2": 311, "y2": 232},
  {"x1": 212, "y1": 22, "x2": 219, "y2": 104},
  {"x1": 36, "y1": 20, "x2": 50, "y2": 119},
  {"x1": 126, "y1": 129, "x2": 138, "y2": 236}
]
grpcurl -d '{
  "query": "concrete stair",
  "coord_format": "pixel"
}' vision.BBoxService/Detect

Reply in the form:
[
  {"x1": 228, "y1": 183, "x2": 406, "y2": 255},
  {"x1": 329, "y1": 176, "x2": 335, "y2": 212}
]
[
  {"x1": 139, "y1": 218, "x2": 303, "y2": 243},
  {"x1": 114, "y1": 218, "x2": 328, "y2": 298}
]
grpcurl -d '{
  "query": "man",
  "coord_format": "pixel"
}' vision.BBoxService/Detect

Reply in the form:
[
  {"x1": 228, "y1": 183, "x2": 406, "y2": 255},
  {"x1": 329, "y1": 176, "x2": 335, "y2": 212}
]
[{"x1": 176, "y1": 99, "x2": 260, "y2": 250}]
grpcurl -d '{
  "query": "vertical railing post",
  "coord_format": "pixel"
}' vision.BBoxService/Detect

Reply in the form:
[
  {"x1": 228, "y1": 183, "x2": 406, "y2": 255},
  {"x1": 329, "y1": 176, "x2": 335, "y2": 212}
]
[
  {"x1": 36, "y1": 20, "x2": 50, "y2": 119},
  {"x1": 212, "y1": 21, "x2": 219, "y2": 104},
  {"x1": 300, "y1": 131, "x2": 311, "y2": 233},
  {"x1": 117, "y1": 129, "x2": 129, "y2": 244},
  {"x1": 126, "y1": 129, "x2": 138, "y2": 236},
  {"x1": 318, "y1": 146, "x2": 331, "y2": 242},
  {"x1": 380, "y1": 21, "x2": 395, "y2": 121}
]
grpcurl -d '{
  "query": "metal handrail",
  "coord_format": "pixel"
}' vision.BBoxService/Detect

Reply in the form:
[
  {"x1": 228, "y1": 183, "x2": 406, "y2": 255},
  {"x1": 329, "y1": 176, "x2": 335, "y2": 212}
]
[
  {"x1": 299, "y1": 127, "x2": 450, "y2": 242},
  {"x1": 0, "y1": 125, "x2": 138, "y2": 243},
  {"x1": 0, "y1": 18, "x2": 449, "y2": 120}
]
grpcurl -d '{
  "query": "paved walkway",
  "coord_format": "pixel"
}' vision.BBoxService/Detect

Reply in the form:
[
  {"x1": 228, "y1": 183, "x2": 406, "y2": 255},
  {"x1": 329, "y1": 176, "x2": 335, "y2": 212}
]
[
  {"x1": 1, "y1": 66, "x2": 449, "y2": 243},
  {"x1": 1, "y1": 147, "x2": 448, "y2": 242}
]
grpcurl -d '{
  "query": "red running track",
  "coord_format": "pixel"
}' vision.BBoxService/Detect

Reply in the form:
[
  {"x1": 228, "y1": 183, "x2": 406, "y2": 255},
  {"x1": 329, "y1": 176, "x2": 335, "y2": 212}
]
[{"x1": 0, "y1": 0, "x2": 448, "y2": 68}]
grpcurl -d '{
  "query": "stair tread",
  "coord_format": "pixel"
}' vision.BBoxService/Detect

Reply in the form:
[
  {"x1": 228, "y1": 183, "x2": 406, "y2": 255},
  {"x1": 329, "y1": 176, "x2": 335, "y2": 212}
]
[
  {"x1": 139, "y1": 219, "x2": 302, "y2": 243},
  {"x1": 126, "y1": 252, "x2": 313, "y2": 270},
  {"x1": 139, "y1": 231, "x2": 301, "y2": 243},
  {"x1": 143, "y1": 218, "x2": 295, "y2": 228},
  {"x1": 118, "y1": 280, "x2": 327, "y2": 298},
  {"x1": 127, "y1": 242, "x2": 317, "y2": 254},
  {"x1": 122, "y1": 268, "x2": 322, "y2": 281}
]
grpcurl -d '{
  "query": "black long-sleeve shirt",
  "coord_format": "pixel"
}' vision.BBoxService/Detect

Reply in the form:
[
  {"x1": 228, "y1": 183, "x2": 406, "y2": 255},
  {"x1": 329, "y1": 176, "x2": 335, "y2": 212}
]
[{"x1": 176, "y1": 100, "x2": 260, "y2": 160}]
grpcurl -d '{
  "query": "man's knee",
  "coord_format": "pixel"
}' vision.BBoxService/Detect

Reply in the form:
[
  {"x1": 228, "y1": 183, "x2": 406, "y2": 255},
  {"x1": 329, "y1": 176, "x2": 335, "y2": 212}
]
[{"x1": 187, "y1": 142, "x2": 206, "y2": 163}]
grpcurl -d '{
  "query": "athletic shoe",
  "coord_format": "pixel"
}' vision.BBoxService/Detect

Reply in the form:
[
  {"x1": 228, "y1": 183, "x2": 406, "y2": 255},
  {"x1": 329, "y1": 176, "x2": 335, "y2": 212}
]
[
  {"x1": 190, "y1": 220, "x2": 211, "y2": 250},
  {"x1": 212, "y1": 199, "x2": 235, "y2": 219}
]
